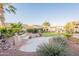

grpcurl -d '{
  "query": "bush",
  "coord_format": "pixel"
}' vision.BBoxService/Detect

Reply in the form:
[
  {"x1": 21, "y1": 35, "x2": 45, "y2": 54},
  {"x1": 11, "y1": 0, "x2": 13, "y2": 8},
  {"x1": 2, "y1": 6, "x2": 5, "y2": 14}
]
[
  {"x1": 0, "y1": 27, "x2": 15, "y2": 38},
  {"x1": 51, "y1": 36, "x2": 67, "y2": 47},
  {"x1": 36, "y1": 36, "x2": 68, "y2": 56},
  {"x1": 36, "y1": 43, "x2": 67, "y2": 56},
  {"x1": 64, "y1": 33, "x2": 72, "y2": 39},
  {"x1": 0, "y1": 23, "x2": 23, "y2": 38},
  {"x1": 27, "y1": 28, "x2": 39, "y2": 33}
]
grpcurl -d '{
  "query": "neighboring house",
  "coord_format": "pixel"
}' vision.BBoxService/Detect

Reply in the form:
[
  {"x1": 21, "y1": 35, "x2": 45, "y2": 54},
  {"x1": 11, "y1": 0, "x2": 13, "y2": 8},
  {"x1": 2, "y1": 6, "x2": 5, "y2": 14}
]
[
  {"x1": 48, "y1": 26, "x2": 65, "y2": 33},
  {"x1": 48, "y1": 26, "x2": 56, "y2": 32},
  {"x1": 74, "y1": 22, "x2": 79, "y2": 33},
  {"x1": 42, "y1": 26, "x2": 49, "y2": 32},
  {"x1": 56, "y1": 26, "x2": 65, "y2": 33}
]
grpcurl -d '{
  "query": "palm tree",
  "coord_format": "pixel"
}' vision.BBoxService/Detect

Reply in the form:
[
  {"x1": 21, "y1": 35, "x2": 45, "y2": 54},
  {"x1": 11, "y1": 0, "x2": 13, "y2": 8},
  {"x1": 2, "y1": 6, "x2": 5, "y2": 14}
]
[{"x1": 0, "y1": 3, "x2": 16, "y2": 27}]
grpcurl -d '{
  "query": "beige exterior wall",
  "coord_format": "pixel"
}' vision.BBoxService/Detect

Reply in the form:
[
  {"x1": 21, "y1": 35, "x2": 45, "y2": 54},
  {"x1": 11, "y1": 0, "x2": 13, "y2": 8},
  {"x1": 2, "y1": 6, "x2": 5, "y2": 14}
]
[{"x1": 48, "y1": 26, "x2": 65, "y2": 33}]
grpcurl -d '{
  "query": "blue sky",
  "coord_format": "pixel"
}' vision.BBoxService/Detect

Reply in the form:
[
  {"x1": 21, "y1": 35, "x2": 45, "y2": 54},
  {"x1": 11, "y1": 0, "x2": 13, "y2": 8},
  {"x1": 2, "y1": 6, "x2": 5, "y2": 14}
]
[{"x1": 4, "y1": 3, "x2": 79, "y2": 26}]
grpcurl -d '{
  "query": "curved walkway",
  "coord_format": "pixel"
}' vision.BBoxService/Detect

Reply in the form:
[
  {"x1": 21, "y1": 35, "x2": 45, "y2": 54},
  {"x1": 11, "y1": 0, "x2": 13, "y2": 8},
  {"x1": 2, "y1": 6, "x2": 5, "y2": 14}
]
[{"x1": 19, "y1": 37, "x2": 52, "y2": 52}]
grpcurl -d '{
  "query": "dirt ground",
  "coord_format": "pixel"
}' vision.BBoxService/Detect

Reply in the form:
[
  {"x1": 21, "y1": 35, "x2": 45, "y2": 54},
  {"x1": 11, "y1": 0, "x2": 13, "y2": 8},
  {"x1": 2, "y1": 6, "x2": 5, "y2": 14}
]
[
  {"x1": 0, "y1": 39, "x2": 79, "y2": 56},
  {"x1": 67, "y1": 40, "x2": 79, "y2": 56},
  {"x1": 0, "y1": 49, "x2": 36, "y2": 56}
]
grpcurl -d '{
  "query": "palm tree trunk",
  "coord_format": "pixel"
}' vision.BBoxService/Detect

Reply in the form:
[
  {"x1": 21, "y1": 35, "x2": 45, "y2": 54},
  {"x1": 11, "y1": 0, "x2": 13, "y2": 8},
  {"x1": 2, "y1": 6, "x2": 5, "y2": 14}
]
[{"x1": 0, "y1": 3, "x2": 5, "y2": 27}]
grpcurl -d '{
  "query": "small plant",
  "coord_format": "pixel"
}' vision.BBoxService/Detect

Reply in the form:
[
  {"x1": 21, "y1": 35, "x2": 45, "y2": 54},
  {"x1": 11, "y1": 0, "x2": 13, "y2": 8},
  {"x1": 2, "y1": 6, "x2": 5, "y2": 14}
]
[
  {"x1": 0, "y1": 22, "x2": 23, "y2": 38},
  {"x1": 64, "y1": 33, "x2": 72, "y2": 39},
  {"x1": 27, "y1": 28, "x2": 39, "y2": 33},
  {"x1": 36, "y1": 43, "x2": 67, "y2": 56},
  {"x1": 36, "y1": 36, "x2": 68, "y2": 56},
  {"x1": 52, "y1": 36, "x2": 68, "y2": 47}
]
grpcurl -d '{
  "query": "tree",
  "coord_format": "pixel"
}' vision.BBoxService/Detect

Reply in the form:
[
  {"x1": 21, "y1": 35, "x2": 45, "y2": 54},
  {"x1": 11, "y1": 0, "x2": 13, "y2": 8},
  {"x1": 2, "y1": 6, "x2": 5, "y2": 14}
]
[
  {"x1": 64, "y1": 21, "x2": 76, "y2": 33},
  {"x1": 42, "y1": 21, "x2": 50, "y2": 32},
  {"x1": 43, "y1": 21, "x2": 50, "y2": 26},
  {"x1": 0, "y1": 3, "x2": 16, "y2": 27}
]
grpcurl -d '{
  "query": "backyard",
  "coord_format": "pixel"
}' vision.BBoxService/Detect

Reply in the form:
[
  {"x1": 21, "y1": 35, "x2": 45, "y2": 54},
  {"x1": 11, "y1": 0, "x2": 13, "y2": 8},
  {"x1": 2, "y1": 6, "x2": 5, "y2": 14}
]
[
  {"x1": 0, "y1": 3, "x2": 79, "y2": 56},
  {"x1": 0, "y1": 34, "x2": 79, "y2": 56}
]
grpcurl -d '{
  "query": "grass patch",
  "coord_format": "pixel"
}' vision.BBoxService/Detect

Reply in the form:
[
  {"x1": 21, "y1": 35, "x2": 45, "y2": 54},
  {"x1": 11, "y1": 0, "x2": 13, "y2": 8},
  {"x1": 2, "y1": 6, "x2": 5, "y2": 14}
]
[
  {"x1": 42, "y1": 32, "x2": 73, "y2": 38},
  {"x1": 42, "y1": 32, "x2": 59, "y2": 37},
  {"x1": 63, "y1": 33, "x2": 72, "y2": 39}
]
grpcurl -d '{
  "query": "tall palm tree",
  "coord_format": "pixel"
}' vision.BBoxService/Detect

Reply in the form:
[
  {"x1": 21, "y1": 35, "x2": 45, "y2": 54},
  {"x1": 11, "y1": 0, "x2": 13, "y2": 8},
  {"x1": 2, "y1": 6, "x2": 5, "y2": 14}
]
[{"x1": 0, "y1": 3, "x2": 16, "y2": 27}]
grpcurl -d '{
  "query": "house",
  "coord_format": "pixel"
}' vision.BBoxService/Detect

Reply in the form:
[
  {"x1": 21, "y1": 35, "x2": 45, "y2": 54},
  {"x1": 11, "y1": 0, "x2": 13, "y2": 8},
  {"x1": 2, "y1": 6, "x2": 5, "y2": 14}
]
[
  {"x1": 48, "y1": 26, "x2": 56, "y2": 32},
  {"x1": 74, "y1": 22, "x2": 79, "y2": 33},
  {"x1": 48, "y1": 26, "x2": 65, "y2": 33}
]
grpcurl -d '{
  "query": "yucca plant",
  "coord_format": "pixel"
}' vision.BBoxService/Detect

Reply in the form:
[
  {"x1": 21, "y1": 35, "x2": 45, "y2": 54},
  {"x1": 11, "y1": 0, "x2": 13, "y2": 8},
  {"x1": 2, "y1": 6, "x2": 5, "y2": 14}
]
[
  {"x1": 36, "y1": 43, "x2": 67, "y2": 56},
  {"x1": 36, "y1": 36, "x2": 69, "y2": 56},
  {"x1": 51, "y1": 36, "x2": 68, "y2": 47}
]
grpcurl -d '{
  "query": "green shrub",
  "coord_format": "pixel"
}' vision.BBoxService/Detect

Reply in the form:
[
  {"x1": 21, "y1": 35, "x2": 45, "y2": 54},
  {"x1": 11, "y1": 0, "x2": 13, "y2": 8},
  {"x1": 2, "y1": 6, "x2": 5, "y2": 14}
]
[
  {"x1": 27, "y1": 28, "x2": 39, "y2": 33},
  {"x1": 36, "y1": 43, "x2": 67, "y2": 56},
  {"x1": 75, "y1": 31, "x2": 79, "y2": 33},
  {"x1": 27, "y1": 28, "x2": 34, "y2": 33},
  {"x1": 64, "y1": 33, "x2": 72, "y2": 39},
  {"x1": 52, "y1": 36, "x2": 67, "y2": 47},
  {"x1": 36, "y1": 36, "x2": 68, "y2": 56},
  {"x1": 0, "y1": 23, "x2": 23, "y2": 38},
  {"x1": 0, "y1": 27, "x2": 14, "y2": 38}
]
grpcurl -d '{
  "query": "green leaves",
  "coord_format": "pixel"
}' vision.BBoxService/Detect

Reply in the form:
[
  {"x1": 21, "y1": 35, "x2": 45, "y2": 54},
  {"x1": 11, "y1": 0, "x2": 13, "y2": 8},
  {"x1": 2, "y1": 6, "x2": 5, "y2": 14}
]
[
  {"x1": 10, "y1": 23, "x2": 23, "y2": 34},
  {"x1": 64, "y1": 21, "x2": 76, "y2": 33},
  {"x1": 36, "y1": 36, "x2": 68, "y2": 56},
  {"x1": 5, "y1": 4, "x2": 16, "y2": 14},
  {"x1": 43, "y1": 21, "x2": 50, "y2": 26},
  {"x1": 27, "y1": 28, "x2": 39, "y2": 33},
  {"x1": 0, "y1": 23, "x2": 23, "y2": 38},
  {"x1": 36, "y1": 43, "x2": 67, "y2": 56}
]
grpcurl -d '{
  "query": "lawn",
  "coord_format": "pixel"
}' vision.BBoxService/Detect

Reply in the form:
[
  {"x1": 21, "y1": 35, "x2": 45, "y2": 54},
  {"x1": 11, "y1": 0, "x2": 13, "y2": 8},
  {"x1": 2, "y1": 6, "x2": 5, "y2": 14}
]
[{"x1": 42, "y1": 32, "x2": 59, "y2": 37}]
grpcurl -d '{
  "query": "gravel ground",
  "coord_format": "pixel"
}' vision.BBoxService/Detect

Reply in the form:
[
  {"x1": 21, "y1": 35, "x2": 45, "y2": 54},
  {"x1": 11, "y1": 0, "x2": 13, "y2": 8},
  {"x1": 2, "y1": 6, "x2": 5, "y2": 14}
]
[
  {"x1": 0, "y1": 49, "x2": 37, "y2": 56},
  {"x1": 1, "y1": 36, "x2": 79, "y2": 56},
  {"x1": 67, "y1": 39, "x2": 79, "y2": 56},
  {"x1": 0, "y1": 40, "x2": 79, "y2": 56}
]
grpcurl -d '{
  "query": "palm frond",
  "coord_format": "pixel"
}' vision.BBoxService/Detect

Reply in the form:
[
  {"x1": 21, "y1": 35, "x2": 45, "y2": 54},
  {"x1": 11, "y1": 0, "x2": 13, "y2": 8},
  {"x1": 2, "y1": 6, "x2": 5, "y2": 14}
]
[
  {"x1": 8, "y1": 5, "x2": 16, "y2": 10},
  {"x1": 5, "y1": 4, "x2": 16, "y2": 14},
  {"x1": 9, "y1": 8, "x2": 16, "y2": 14},
  {"x1": 5, "y1": 8, "x2": 11, "y2": 13}
]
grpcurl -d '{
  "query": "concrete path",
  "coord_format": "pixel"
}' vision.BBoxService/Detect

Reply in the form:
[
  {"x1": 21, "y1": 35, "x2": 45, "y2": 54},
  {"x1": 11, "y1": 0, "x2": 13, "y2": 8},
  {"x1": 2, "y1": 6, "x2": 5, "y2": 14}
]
[{"x1": 19, "y1": 37, "x2": 51, "y2": 52}]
